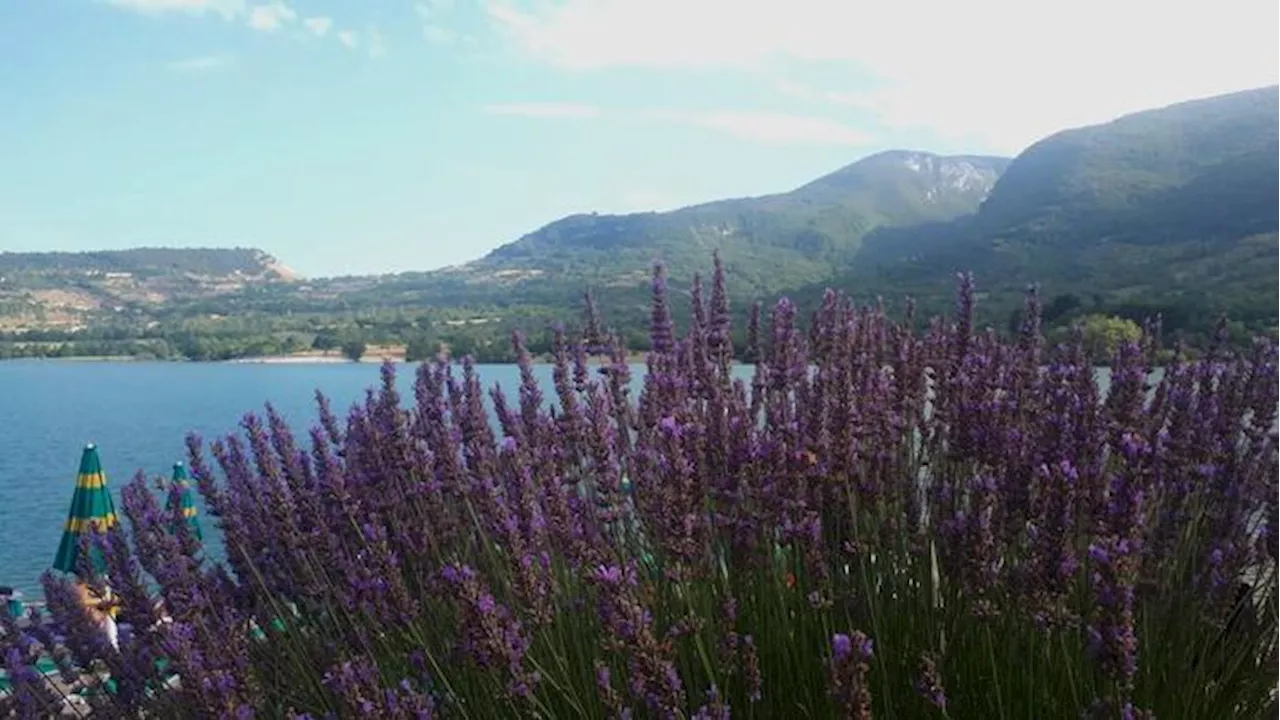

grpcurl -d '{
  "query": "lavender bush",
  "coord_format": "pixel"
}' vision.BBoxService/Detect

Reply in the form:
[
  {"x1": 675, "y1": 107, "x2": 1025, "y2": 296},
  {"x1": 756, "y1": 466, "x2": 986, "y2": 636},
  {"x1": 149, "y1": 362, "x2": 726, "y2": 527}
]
[{"x1": 4, "y1": 257, "x2": 1277, "y2": 719}]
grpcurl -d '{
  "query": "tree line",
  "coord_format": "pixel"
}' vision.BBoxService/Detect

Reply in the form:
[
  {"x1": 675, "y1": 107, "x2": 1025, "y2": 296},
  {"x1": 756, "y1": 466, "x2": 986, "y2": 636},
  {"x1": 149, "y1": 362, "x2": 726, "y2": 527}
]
[{"x1": 0, "y1": 282, "x2": 1272, "y2": 364}]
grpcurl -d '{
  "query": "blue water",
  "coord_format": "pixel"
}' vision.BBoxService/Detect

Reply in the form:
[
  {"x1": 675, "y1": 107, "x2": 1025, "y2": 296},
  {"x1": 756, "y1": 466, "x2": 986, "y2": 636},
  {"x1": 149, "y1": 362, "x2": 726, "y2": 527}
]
[{"x1": 0, "y1": 360, "x2": 584, "y2": 599}]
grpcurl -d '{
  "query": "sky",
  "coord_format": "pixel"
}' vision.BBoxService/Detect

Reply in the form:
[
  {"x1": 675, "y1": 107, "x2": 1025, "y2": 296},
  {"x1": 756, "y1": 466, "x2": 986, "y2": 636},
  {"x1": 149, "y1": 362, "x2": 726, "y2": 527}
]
[{"x1": 1, "y1": 0, "x2": 1276, "y2": 278}]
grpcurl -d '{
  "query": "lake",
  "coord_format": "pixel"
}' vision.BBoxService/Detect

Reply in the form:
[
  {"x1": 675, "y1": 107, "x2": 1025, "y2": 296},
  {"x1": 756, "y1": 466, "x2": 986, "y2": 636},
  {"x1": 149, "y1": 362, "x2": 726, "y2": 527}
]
[{"x1": 0, "y1": 360, "x2": 595, "y2": 599}]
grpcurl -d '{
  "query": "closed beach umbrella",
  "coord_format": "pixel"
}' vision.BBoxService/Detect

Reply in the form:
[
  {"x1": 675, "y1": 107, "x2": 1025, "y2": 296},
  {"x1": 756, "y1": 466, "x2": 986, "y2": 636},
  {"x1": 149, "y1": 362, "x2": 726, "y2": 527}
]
[
  {"x1": 52, "y1": 443, "x2": 118, "y2": 575},
  {"x1": 167, "y1": 461, "x2": 202, "y2": 540}
]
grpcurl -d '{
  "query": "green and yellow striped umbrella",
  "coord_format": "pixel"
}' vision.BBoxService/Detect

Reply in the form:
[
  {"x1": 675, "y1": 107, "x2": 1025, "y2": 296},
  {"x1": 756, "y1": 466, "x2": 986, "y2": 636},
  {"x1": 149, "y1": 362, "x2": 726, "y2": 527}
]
[
  {"x1": 167, "y1": 461, "x2": 202, "y2": 541},
  {"x1": 52, "y1": 443, "x2": 118, "y2": 575}
]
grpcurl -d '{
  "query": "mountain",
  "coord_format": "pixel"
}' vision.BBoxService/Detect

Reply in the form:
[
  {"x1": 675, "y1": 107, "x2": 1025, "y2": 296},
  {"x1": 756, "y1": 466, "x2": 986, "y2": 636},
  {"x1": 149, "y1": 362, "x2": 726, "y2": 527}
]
[
  {"x1": 0, "y1": 152, "x2": 1002, "y2": 356},
  {"x1": 0, "y1": 247, "x2": 297, "y2": 330},
  {"x1": 461, "y1": 151, "x2": 1010, "y2": 295},
  {"x1": 835, "y1": 86, "x2": 1279, "y2": 337},
  {"x1": 3, "y1": 88, "x2": 1276, "y2": 358}
]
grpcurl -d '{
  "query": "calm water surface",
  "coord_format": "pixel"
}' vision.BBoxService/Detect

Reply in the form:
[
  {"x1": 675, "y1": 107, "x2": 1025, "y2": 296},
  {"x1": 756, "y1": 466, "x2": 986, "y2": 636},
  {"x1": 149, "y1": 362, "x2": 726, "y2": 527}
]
[{"x1": 0, "y1": 360, "x2": 594, "y2": 598}]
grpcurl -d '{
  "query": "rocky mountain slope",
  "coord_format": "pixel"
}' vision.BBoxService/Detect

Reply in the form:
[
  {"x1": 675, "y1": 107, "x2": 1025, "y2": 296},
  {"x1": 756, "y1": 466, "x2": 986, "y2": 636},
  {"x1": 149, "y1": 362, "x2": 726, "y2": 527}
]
[
  {"x1": 465, "y1": 151, "x2": 1010, "y2": 294},
  {"x1": 0, "y1": 248, "x2": 296, "y2": 330},
  {"x1": 831, "y1": 85, "x2": 1278, "y2": 334}
]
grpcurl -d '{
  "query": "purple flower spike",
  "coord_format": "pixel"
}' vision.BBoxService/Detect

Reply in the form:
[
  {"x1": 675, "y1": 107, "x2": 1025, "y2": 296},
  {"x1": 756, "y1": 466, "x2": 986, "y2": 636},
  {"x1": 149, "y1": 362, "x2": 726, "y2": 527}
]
[
  {"x1": 832, "y1": 633, "x2": 852, "y2": 660},
  {"x1": 829, "y1": 630, "x2": 874, "y2": 718},
  {"x1": 34, "y1": 255, "x2": 1264, "y2": 719}
]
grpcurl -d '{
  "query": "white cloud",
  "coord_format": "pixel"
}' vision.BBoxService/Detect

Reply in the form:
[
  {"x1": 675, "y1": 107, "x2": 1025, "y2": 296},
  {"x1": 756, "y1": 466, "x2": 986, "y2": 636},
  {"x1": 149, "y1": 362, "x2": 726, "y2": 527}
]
[
  {"x1": 167, "y1": 54, "x2": 234, "y2": 72},
  {"x1": 423, "y1": 24, "x2": 458, "y2": 45},
  {"x1": 368, "y1": 28, "x2": 388, "y2": 58},
  {"x1": 105, "y1": 0, "x2": 245, "y2": 19},
  {"x1": 247, "y1": 1, "x2": 296, "y2": 31},
  {"x1": 650, "y1": 109, "x2": 874, "y2": 146},
  {"x1": 487, "y1": 0, "x2": 1279, "y2": 153},
  {"x1": 484, "y1": 102, "x2": 602, "y2": 119},
  {"x1": 337, "y1": 30, "x2": 359, "y2": 48},
  {"x1": 303, "y1": 16, "x2": 332, "y2": 36},
  {"x1": 773, "y1": 80, "x2": 816, "y2": 101}
]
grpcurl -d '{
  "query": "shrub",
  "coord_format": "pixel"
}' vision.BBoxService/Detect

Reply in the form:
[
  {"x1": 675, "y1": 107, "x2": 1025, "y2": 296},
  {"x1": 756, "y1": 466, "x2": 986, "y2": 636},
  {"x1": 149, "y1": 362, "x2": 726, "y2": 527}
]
[
  {"x1": 4, "y1": 258, "x2": 1277, "y2": 719},
  {"x1": 1079, "y1": 314, "x2": 1144, "y2": 361},
  {"x1": 340, "y1": 340, "x2": 367, "y2": 363}
]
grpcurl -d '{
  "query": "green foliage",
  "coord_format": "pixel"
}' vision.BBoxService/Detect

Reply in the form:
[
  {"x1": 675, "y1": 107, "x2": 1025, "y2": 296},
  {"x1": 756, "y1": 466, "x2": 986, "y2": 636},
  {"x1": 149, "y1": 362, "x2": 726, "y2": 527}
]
[
  {"x1": 0, "y1": 247, "x2": 283, "y2": 277},
  {"x1": 1078, "y1": 314, "x2": 1144, "y2": 360},
  {"x1": 823, "y1": 86, "x2": 1279, "y2": 349},
  {"x1": 311, "y1": 332, "x2": 339, "y2": 352},
  {"x1": 404, "y1": 335, "x2": 440, "y2": 363},
  {"x1": 341, "y1": 340, "x2": 367, "y2": 362},
  {"x1": 0, "y1": 338, "x2": 172, "y2": 361},
  {"x1": 1043, "y1": 293, "x2": 1084, "y2": 324},
  {"x1": 474, "y1": 151, "x2": 1008, "y2": 297}
]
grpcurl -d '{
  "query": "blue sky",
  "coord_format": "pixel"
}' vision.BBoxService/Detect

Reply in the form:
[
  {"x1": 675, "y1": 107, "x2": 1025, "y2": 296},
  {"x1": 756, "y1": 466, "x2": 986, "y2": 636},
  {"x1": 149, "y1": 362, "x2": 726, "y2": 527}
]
[{"x1": 2, "y1": 0, "x2": 1276, "y2": 278}]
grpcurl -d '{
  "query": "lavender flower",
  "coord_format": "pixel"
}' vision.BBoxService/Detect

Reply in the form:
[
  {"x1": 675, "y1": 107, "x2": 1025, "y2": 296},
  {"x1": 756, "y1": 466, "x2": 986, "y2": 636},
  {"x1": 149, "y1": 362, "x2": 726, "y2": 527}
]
[
  {"x1": 829, "y1": 631, "x2": 874, "y2": 719},
  {"x1": 916, "y1": 652, "x2": 947, "y2": 712},
  {"x1": 650, "y1": 263, "x2": 676, "y2": 355},
  {"x1": 44, "y1": 255, "x2": 1275, "y2": 719}
]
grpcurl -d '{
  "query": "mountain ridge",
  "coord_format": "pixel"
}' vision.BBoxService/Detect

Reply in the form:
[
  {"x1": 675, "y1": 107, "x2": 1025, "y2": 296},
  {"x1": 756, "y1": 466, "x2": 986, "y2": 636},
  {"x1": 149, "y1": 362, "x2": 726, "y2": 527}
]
[
  {"x1": 855, "y1": 86, "x2": 1278, "y2": 273},
  {"x1": 470, "y1": 150, "x2": 1010, "y2": 295},
  {"x1": 825, "y1": 85, "x2": 1279, "y2": 339},
  {"x1": 0, "y1": 247, "x2": 297, "y2": 331},
  {"x1": 0, "y1": 86, "x2": 1275, "y2": 355}
]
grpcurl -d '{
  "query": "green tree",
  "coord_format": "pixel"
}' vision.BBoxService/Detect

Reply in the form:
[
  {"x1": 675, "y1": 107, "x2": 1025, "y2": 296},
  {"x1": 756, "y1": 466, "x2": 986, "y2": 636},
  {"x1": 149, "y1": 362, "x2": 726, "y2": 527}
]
[
  {"x1": 1043, "y1": 293, "x2": 1084, "y2": 323},
  {"x1": 446, "y1": 334, "x2": 477, "y2": 361},
  {"x1": 1079, "y1": 314, "x2": 1143, "y2": 361},
  {"x1": 341, "y1": 340, "x2": 367, "y2": 362},
  {"x1": 405, "y1": 335, "x2": 441, "y2": 363},
  {"x1": 312, "y1": 332, "x2": 340, "y2": 352}
]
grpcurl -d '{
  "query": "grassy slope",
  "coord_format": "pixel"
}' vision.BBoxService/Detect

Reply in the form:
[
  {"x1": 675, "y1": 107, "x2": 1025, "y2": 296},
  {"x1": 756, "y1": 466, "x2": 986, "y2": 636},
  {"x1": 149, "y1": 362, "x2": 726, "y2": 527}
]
[
  {"x1": 467, "y1": 151, "x2": 1010, "y2": 295},
  {"x1": 810, "y1": 86, "x2": 1279, "y2": 335}
]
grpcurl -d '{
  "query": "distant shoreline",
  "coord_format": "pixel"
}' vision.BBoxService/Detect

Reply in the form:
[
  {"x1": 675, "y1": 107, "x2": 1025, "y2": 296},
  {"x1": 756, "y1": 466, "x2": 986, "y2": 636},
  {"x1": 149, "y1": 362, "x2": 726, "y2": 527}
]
[
  {"x1": 225, "y1": 352, "x2": 651, "y2": 365},
  {"x1": 224, "y1": 355, "x2": 366, "y2": 365},
  {"x1": 3, "y1": 355, "x2": 145, "y2": 363},
  {"x1": 1, "y1": 352, "x2": 651, "y2": 366}
]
